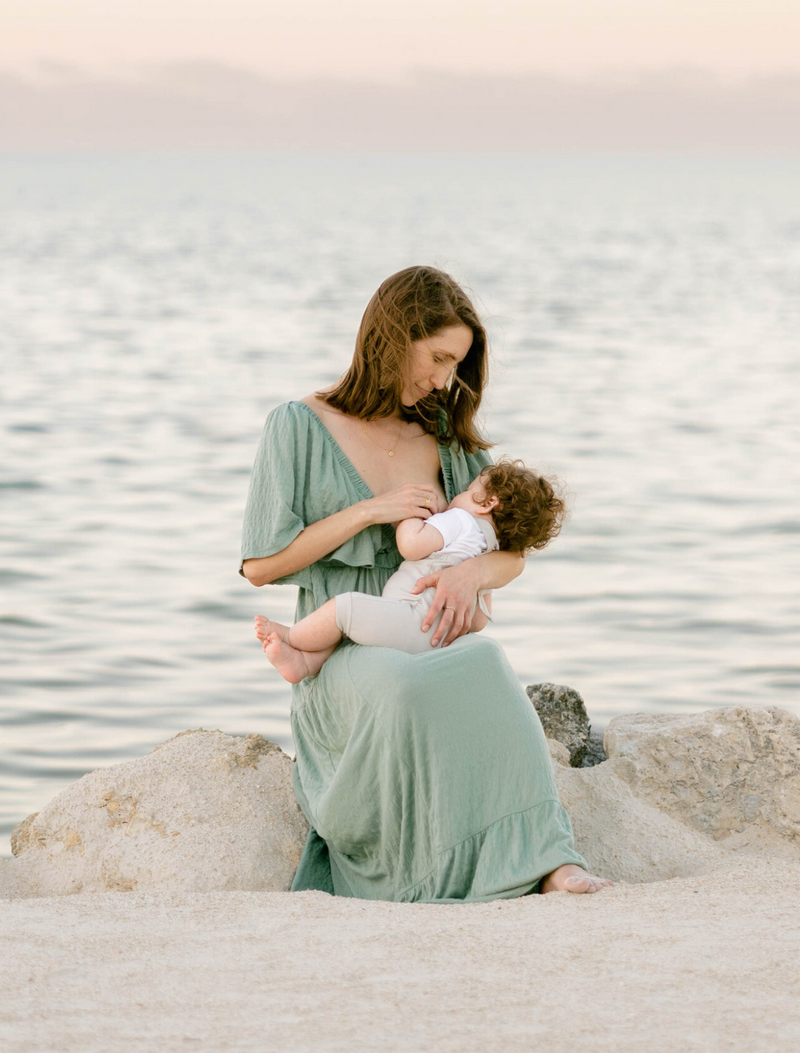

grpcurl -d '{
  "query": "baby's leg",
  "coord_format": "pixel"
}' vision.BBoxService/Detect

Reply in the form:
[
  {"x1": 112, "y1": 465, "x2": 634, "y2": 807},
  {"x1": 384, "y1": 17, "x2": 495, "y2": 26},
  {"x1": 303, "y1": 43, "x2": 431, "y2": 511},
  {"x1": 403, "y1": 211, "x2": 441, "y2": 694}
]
[
  {"x1": 336, "y1": 591, "x2": 440, "y2": 655},
  {"x1": 254, "y1": 600, "x2": 341, "y2": 652},
  {"x1": 254, "y1": 600, "x2": 343, "y2": 684},
  {"x1": 262, "y1": 633, "x2": 337, "y2": 683},
  {"x1": 287, "y1": 599, "x2": 342, "y2": 652}
]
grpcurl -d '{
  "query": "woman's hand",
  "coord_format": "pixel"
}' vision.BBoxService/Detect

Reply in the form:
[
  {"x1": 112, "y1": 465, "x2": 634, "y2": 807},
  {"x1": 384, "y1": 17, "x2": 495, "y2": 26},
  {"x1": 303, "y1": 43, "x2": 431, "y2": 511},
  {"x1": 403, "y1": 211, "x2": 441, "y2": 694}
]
[
  {"x1": 362, "y1": 484, "x2": 441, "y2": 526},
  {"x1": 243, "y1": 484, "x2": 443, "y2": 587},
  {"x1": 411, "y1": 559, "x2": 481, "y2": 648}
]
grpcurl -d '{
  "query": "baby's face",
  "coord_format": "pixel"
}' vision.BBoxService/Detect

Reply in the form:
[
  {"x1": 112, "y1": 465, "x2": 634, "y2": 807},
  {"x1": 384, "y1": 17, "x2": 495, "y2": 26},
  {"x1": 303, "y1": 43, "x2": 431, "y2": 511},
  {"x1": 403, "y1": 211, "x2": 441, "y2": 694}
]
[{"x1": 448, "y1": 476, "x2": 495, "y2": 516}]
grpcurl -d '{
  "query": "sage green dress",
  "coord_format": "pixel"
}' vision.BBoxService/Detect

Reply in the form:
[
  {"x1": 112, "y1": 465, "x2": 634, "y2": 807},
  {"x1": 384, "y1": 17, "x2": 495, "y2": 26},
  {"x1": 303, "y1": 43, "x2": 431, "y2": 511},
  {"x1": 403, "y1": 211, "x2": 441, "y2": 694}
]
[{"x1": 241, "y1": 400, "x2": 588, "y2": 902}]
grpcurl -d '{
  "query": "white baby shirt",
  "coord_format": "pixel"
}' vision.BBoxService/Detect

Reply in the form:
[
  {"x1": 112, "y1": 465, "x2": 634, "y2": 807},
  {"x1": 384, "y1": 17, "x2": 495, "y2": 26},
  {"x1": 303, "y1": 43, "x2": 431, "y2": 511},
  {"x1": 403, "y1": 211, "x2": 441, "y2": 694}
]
[{"x1": 425, "y1": 507, "x2": 499, "y2": 560}]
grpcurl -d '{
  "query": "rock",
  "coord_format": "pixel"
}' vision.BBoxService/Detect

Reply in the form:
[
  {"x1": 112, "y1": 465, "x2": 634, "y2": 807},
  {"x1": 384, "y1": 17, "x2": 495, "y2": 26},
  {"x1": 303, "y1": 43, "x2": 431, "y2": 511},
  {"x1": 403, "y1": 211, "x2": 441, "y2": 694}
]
[
  {"x1": 10, "y1": 812, "x2": 39, "y2": 857},
  {"x1": 604, "y1": 706, "x2": 800, "y2": 846},
  {"x1": 547, "y1": 738, "x2": 572, "y2": 768},
  {"x1": 4, "y1": 706, "x2": 800, "y2": 899},
  {"x1": 553, "y1": 761, "x2": 731, "y2": 884},
  {"x1": 3, "y1": 729, "x2": 308, "y2": 898},
  {"x1": 580, "y1": 728, "x2": 607, "y2": 768},
  {"x1": 549, "y1": 704, "x2": 800, "y2": 884},
  {"x1": 526, "y1": 683, "x2": 603, "y2": 766}
]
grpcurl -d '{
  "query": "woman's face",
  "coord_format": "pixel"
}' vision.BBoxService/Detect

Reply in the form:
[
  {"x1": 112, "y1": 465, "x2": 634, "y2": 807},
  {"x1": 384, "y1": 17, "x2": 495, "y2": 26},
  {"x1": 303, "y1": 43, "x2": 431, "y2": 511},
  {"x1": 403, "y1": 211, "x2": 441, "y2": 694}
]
[{"x1": 401, "y1": 324, "x2": 473, "y2": 407}]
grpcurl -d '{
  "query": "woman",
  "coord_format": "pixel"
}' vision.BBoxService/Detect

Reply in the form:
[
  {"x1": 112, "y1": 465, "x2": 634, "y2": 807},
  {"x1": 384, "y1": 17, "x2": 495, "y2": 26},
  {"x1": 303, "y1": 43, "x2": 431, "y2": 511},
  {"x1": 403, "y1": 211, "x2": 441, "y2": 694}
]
[{"x1": 241, "y1": 266, "x2": 610, "y2": 901}]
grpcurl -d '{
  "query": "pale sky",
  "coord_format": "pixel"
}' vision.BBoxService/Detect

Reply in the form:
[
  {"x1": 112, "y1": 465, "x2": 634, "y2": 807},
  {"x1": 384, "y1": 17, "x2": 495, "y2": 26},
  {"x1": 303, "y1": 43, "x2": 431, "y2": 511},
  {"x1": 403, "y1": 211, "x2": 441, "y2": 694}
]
[{"x1": 4, "y1": 0, "x2": 800, "y2": 81}]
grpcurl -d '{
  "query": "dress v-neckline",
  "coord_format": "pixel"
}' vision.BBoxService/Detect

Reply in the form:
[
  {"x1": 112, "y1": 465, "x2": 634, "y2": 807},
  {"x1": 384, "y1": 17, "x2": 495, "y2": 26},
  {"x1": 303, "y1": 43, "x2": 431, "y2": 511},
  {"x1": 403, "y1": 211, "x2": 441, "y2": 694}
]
[{"x1": 292, "y1": 400, "x2": 453, "y2": 503}]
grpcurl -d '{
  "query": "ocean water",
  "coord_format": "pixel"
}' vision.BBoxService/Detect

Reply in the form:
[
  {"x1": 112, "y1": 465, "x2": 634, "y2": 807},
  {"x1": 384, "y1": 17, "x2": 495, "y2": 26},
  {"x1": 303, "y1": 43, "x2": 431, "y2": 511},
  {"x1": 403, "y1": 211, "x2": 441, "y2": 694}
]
[{"x1": 1, "y1": 152, "x2": 799, "y2": 856}]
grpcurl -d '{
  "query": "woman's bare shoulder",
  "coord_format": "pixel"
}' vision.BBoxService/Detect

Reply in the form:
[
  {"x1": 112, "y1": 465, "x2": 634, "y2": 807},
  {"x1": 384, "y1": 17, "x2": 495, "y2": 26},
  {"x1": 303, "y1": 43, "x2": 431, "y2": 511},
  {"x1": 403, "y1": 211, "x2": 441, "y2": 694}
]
[{"x1": 300, "y1": 391, "x2": 346, "y2": 419}]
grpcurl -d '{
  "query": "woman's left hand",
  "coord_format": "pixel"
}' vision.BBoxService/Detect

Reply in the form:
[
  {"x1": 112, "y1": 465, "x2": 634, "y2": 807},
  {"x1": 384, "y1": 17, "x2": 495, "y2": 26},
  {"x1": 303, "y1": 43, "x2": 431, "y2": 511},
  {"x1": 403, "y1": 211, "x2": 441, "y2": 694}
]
[{"x1": 411, "y1": 560, "x2": 480, "y2": 648}]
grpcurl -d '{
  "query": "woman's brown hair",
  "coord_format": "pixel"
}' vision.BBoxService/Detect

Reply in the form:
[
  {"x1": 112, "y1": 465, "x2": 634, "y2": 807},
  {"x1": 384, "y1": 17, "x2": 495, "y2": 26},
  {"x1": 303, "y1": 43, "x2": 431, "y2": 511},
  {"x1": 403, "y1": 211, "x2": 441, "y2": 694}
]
[
  {"x1": 319, "y1": 266, "x2": 491, "y2": 453},
  {"x1": 481, "y1": 460, "x2": 567, "y2": 554}
]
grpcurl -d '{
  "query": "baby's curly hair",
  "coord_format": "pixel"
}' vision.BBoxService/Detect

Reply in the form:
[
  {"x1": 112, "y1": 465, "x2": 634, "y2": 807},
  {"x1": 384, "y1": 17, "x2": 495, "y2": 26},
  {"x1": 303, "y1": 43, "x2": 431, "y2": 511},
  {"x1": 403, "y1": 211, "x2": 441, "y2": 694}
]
[{"x1": 479, "y1": 460, "x2": 567, "y2": 554}]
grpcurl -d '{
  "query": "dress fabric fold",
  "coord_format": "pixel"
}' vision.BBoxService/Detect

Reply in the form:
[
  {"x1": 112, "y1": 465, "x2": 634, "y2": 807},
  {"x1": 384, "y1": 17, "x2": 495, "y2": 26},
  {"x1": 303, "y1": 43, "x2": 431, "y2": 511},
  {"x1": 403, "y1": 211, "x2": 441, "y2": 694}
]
[{"x1": 241, "y1": 401, "x2": 588, "y2": 902}]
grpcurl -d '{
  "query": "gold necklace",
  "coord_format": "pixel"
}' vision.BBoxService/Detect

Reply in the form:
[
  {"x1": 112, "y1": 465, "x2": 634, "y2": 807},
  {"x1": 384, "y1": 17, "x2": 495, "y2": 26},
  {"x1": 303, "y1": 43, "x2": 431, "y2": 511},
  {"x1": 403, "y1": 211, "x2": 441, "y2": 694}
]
[{"x1": 360, "y1": 419, "x2": 403, "y2": 457}]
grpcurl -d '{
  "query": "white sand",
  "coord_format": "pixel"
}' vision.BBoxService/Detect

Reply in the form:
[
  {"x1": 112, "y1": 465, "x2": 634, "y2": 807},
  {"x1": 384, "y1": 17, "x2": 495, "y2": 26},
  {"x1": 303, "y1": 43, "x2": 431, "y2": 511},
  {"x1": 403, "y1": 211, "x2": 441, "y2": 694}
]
[{"x1": 3, "y1": 858, "x2": 800, "y2": 1053}]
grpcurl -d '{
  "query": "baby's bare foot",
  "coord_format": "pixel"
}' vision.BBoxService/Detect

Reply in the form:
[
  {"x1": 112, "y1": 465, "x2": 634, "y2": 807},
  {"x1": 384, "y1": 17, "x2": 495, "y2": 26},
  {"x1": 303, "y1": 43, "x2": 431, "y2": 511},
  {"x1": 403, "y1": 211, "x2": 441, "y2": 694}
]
[
  {"x1": 540, "y1": 864, "x2": 614, "y2": 895},
  {"x1": 263, "y1": 632, "x2": 317, "y2": 684},
  {"x1": 254, "y1": 615, "x2": 290, "y2": 645}
]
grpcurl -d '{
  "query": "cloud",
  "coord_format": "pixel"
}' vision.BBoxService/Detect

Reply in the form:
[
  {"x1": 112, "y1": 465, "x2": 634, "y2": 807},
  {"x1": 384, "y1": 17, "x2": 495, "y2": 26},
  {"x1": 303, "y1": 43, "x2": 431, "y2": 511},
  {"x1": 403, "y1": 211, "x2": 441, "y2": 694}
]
[{"x1": 1, "y1": 62, "x2": 798, "y2": 150}]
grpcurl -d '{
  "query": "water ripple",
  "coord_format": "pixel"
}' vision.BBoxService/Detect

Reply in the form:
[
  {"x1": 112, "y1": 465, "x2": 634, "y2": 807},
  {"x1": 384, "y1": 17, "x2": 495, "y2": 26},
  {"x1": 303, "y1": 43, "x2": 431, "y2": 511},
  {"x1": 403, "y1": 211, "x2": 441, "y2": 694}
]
[{"x1": 1, "y1": 152, "x2": 799, "y2": 856}]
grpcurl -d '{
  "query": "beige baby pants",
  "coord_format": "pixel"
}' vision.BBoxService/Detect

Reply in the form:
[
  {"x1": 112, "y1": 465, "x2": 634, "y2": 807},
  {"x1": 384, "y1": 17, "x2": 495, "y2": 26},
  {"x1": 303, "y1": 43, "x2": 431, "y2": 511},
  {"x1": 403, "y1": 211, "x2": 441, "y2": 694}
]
[{"x1": 335, "y1": 553, "x2": 475, "y2": 655}]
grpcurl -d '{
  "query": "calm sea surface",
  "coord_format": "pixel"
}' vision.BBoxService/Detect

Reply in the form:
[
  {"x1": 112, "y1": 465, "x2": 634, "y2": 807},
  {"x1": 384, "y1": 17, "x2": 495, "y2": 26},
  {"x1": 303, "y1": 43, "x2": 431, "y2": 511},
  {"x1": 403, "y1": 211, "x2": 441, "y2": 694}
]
[{"x1": 1, "y1": 153, "x2": 799, "y2": 856}]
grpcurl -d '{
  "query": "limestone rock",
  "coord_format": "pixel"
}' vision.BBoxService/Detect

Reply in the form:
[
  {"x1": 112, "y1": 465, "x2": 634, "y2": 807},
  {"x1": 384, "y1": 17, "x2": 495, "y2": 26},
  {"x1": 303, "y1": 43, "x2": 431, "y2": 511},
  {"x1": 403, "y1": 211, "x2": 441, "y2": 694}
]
[
  {"x1": 10, "y1": 812, "x2": 39, "y2": 857},
  {"x1": 4, "y1": 706, "x2": 800, "y2": 900},
  {"x1": 547, "y1": 738, "x2": 572, "y2": 768},
  {"x1": 527, "y1": 683, "x2": 606, "y2": 766},
  {"x1": 3, "y1": 729, "x2": 308, "y2": 898},
  {"x1": 553, "y1": 761, "x2": 731, "y2": 884},
  {"x1": 550, "y1": 704, "x2": 800, "y2": 883},
  {"x1": 604, "y1": 706, "x2": 800, "y2": 846}
]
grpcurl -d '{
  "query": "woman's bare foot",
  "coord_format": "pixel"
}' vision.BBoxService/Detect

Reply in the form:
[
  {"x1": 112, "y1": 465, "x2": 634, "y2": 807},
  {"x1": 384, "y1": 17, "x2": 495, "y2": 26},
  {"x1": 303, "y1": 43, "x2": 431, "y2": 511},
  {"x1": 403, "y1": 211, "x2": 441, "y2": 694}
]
[
  {"x1": 540, "y1": 864, "x2": 613, "y2": 895},
  {"x1": 262, "y1": 632, "x2": 319, "y2": 684}
]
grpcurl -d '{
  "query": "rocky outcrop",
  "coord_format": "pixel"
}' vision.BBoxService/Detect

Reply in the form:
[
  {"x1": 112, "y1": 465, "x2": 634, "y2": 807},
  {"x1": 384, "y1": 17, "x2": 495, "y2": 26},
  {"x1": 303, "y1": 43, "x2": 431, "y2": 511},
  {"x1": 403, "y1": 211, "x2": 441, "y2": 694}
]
[
  {"x1": 546, "y1": 704, "x2": 800, "y2": 884},
  {"x1": 552, "y1": 754, "x2": 733, "y2": 884},
  {"x1": 581, "y1": 729, "x2": 607, "y2": 768},
  {"x1": 2, "y1": 706, "x2": 799, "y2": 898},
  {"x1": 603, "y1": 706, "x2": 800, "y2": 847},
  {"x1": 544, "y1": 725, "x2": 730, "y2": 883},
  {"x1": 527, "y1": 682, "x2": 606, "y2": 767},
  {"x1": 2, "y1": 729, "x2": 308, "y2": 899}
]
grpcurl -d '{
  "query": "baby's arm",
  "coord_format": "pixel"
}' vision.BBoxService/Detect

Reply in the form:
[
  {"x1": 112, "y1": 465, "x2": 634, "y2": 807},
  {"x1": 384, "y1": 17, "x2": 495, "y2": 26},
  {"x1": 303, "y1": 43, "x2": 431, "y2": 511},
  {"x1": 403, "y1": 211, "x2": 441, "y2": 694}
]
[
  {"x1": 469, "y1": 591, "x2": 492, "y2": 633},
  {"x1": 395, "y1": 517, "x2": 445, "y2": 561}
]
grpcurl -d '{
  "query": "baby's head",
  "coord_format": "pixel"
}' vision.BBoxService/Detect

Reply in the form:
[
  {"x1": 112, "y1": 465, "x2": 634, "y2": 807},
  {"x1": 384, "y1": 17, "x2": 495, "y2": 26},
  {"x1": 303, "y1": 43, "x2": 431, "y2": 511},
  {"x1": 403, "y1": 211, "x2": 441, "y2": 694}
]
[{"x1": 448, "y1": 459, "x2": 566, "y2": 554}]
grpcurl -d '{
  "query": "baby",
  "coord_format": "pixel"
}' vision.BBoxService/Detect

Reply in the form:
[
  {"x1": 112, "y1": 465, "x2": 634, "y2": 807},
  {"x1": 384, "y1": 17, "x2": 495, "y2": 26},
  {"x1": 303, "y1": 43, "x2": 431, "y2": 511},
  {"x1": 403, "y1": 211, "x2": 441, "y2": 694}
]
[{"x1": 254, "y1": 459, "x2": 566, "y2": 683}]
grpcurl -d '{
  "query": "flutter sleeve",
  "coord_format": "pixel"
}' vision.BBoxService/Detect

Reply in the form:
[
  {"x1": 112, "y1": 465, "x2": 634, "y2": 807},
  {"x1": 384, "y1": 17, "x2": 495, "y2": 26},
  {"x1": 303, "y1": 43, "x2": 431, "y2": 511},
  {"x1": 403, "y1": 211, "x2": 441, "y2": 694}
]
[
  {"x1": 239, "y1": 402, "x2": 312, "y2": 587},
  {"x1": 239, "y1": 401, "x2": 395, "y2": 595}
]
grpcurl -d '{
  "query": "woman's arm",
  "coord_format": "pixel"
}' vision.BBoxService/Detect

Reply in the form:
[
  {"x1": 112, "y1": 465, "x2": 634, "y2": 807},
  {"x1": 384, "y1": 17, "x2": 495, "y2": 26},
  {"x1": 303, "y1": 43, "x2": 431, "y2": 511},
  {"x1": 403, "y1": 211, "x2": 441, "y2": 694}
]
[
  {"x1": 411, "y1": 549, "x2": 525, "y2": 647},
  {"x1": 243, "y1": 503, "x2": 371, "y2": 586},
  {"x1": 468, "y1": 591, "x2": 492, "y2": 633},
  {"x1": 242, "y1": 483, "x2": 442, "y2": 586}
]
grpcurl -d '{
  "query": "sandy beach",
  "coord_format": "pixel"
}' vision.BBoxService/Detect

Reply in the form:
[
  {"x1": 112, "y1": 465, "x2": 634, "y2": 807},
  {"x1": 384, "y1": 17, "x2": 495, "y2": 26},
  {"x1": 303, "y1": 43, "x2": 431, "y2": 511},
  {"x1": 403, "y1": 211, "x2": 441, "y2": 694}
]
[
  {"x1": 4, "y1": 707, "x2": 800, "y2": 1051},
  {"x1": 3, "y1": 858, "x2": 800, "y2": 1052}
]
